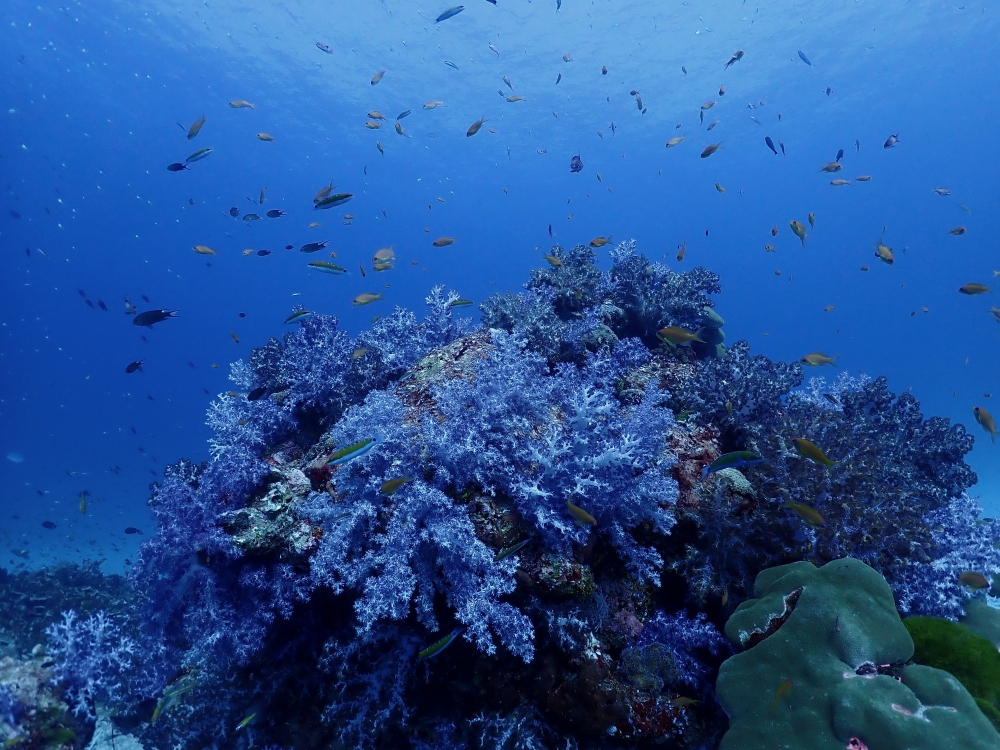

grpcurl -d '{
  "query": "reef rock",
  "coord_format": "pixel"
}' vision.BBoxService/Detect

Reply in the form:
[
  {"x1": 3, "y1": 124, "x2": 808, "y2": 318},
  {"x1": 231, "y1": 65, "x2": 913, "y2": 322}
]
[{"x1": 717, "y1": 557, "x2": 1000, "y2": 749}]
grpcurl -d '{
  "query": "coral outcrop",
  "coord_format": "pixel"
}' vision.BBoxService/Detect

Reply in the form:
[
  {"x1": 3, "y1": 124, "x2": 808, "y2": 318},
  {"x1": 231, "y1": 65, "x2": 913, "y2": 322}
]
[{"x1": 717, "y1": 558, "x2": 1000, "y2": 749}]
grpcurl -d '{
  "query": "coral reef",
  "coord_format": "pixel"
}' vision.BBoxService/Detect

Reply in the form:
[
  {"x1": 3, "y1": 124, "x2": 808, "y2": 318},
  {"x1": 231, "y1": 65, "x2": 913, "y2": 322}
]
[
  {"x1": 0, "y1": 650, "x2": 86, "y2": 749},
  {"x1": 41, "y1": 240, "x2": 994, "y2": 749},
  {"x1": 717, "y1": 558, "x2": 1000, "y2": 749}
]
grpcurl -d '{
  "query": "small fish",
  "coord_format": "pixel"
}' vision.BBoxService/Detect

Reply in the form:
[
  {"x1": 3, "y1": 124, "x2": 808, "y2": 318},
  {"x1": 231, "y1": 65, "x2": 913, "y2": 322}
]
[
  {"x1": 124, "y1": 526, "x2": 143, "y2": 534},
  {"x1": 256, "y1": 132, "x2": 274, "y2": 141},
  {"x1": 602, "y1": 65, "x2": 608, "y2": 75},
  {"x1": 672, "y1": 697, "x2": 703, "y2": 708},
  {"x1": 555, "y1": 72, "x2": 561, "y2": 84},
  {"x1": 380, "y1": 477, "x2": 414, "y2": 494},
  {"x1": 316, "y1": 41, "x2": 334, "y2": 54},
  {"x1": 701, "y1": 451, "x2": 765, "y2": 478},
  {"x1": 187, "y1": 115, "x2": 207, "y2": 139},
  {"x1": 676, "y1": 242, "x2": 686, "y2": 261},
  {"x1": 959, "y1": 204, "x2": 972, "y2": 214},
  {"x1": 166, "y1": 162, "x2": 189, "y2": 172},
  {"x1": 562, "y1": 53, "x2": 572, "y2": 62},
  {"x1": 328, "y1": 437, "x2": 380, "y2": 465},
  {"x1": 875, "y1": 243, "x2": 894, "y2": 265},
  {"x1": 395, "y1": 122, "x2": 407, "y2": 136},
  {"x1": 544, "y1": 254, "x2": 562, "y2": 267},
  {"x1": 435, "y1": 6, "x2": 465, "y2": 23},
  {"x1": 125, "y1": 360, "x2": 144, "y2": 374},
  {"x1": 724, "y1": 50, "x2": 744, "y2": 69},
  {"x1": 418, "y1": 627, "x2": 464, "y2": 659},
  {"x1": 352, "y1": 293, "x2": 383, "y2": 306},
  {"x1": 467, "y1": 117, "x2": 488, "y2": 137},
  {"x1": 974, "y1": 406, "x2": 997, "y2": 443},
  {"x1": 783, "y1": 501, "x2": 826, "y2": 528},
  {"x1": 185, "y1": 148, "x2": 213, "y2": 163},
  {"x1": 236, "y1": 713, "x2": 258, "y2": 731},
  {"x1": 765, "y1": 136, "x2": 777, "y2": 155},
  {"x1": 820, "y1": 161, "x2": 842, "y2": 173},
  {"x1": 700, "y1": 142, "x2": 723, "y2": 158},
  {"x1": 368, "y1": 111, "x2": 386, "y2": 120},
  {"x1": 133, "y1": 309, "x2": 179, "y2": 327},
  {"x1": 314, "y1": 193, "x2": 353, "y2": 210},
  {"x1": 494, "y1": 537, "x2": 532, "y2": 561},
  {"x1": 229, "y1": 207, "x2": 240, "y2": 217},
  {"x1": 79, "y1": 492, "x2": 87, "y2": 514},
  {"x1": 778, "y1": 140, "x2": 785, "y2": 155},
  {"x1": 266, "y1": 209, "x2": 285, "y2": 219},
  {"x1": 284, "y1": 309, "x2": 312, "y2": 324},
  {"x1": 371, "y1": 69, "x2": 386, "y2": 85},
  {"x1": 771, "y1": 226, "x2": 779, "y2": 236},
  {"x1": 352, "y1": 348, "x2": 369, "y2": 359},
  {"x1": 570, "y1": 154, "x2": 584, "y2": 172},
  {"x1": 444, "y1": 60, "x2": 459, "y2": 70},
  {"x1": 243, "y1": 213, "x2": 261, "y2": 222},
  {"x1": 719, "y1": 85, "x2": 727, "y2": 96},
  {"x1": 836, "y1": 148, "x2": 844, "y2": 163},
  {"x1": 192, "y1": 245, "x2": 216, "y2": 255},
  {"x1": 506, "y1": 95, "x2": 525, "y2": 102},
  {"x1": 707, "y1": 120, "x2": 720, "y2": 131},
  {"x1": 247, "y1": 386, "x2": 268, "y2": 401},
  {"x1": 959, "y1": 283, "x2": 990, "y2": 295},
  {"x1": 229, "y1": 100, "x2": 254, "y2": 109},
  {"x1": 589, "y1": 236, "x2": 613, "y2": 248},
  {"x1": 823, "y1": 305, "x2": 835, "y2": 312},
  {"x1": 656, "y1": 326, "x2": 705, "y2": 345},
  {"x1": 764, "y1": 244, "x2": 775, "y2": 252},
  {"x1": 636, "y1": 97, "x2": 644, "y2": 110},
  {"x1": 800, "y1": 352, "x2": 837, "y2": 367},
  {"x1": 229, "y1": 331, "x2": 240, "y2": 344},
  {"x1": 666, "y1": 136, "x2": 687, "y2": 148},
  {"x1": 314, "y1": 183, "x2": 335, "y2": 203},
  {"x1": 242, "y1": 248, "x2": 254, "y2": 256},
  {"x1": 790, "y1": 220, "x2": 807, "y2": 246},
  {"x1": 42, "y1": 521, "x2": 57, "y2": 529},
  {"x1": 856, "y1": 175, "x2": 871, "y2": 182},
  {"x1": 715, "y1": 182, "x2": 726, "y2": 193},
  {"x1": 949, "y1": 226, "x2": 966, "y2": 236},
  {"x1": 791, "y1": 437, "x2": 835, "y2": 469},
  {"x1": 365, "y1": 121, "x2": 383, "y2": 129},
  {"x1": 566, "y1": 499, "x2": 597, "y2": 525},
  {"x1": 830, "y1": 179, "x2": 850, "y2": 186},
  {"x1": 932, "y1": 187, "x2": 952, "y2": 196},
  {"x1": 797, "y1": 50, "x2": 812, "y2": 66},
  {"x1": 959, "y1": 571, "x2": 990, "y2": 589},
  {"x1": 396, "y1": 110, "x2": 412, "y2": 121},
  {"x1": 423, "y1": 101, "x2": 445, "y2": 110},
  {"x1": 681, "y1": 65, "x2": 687, "y2": 75},
  {"x1": 433, "y1": 237, "x2": 455, "y2": 247}
]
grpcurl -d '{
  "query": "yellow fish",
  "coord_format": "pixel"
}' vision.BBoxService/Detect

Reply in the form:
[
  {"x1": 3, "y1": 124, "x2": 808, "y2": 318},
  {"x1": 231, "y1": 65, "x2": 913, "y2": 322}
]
[
  {"x1": 544, "y1": 254, "x2": 562, "y2": 267},
  {"x1": 467, "y1": 117, "x2": 488, "y2": 137},
  {"x1": 589, "y1": 236, "x2": 613, "y2": 248},
  {"x1": 567, "y1": 499, "x2": 597, "y2": 525},
  {"x1": 783, "y1": 502, "x2": 826, "y2": 528},
  {"x1": 768, "y1": 679, "x2": 794, "y2": 711},
  {"x1": 352, "y1": 293, "x2": 383, "y2": 306},
  {"x1": 959, "y1": 283, "x2": 990, "y2": 295},
  {"x1": 371, "y1": 69, "x2": 385, "y2": 85},
  {"x1": 800, "y1": 353, "x2": 837, "y2": 367},
  {"x1": 974, "y1": 406, "x2": 997, "y2": 443},
  {"x1": 792, "y1": 437, "x2": 835, "y2": 469},
  {"x1": 256, "y1": 133, "x2": 275, "y2": 141},
  {"x1": 790, "y1": 220, "x2": 807, "y2": 247},
  {"x1": 229, "y1": 100, "x2": 254, "y2": 109},
  {"x1": 959, "y1": 571, "x2": 990, "y2": 589},
  {"x1": 187, "y1": 114, "x2": 207, "y2": 139},
  {"x1": 656, "y1": 327, "x2": 705, "y2": 345},
  {"x1": 875, "y1": 244, "x2": 894, "y2": 265}
]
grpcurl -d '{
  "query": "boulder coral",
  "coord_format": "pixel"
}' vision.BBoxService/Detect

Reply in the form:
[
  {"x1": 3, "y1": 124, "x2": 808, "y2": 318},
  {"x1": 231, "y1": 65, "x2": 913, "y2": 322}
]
[{"x1": 717, "y1": 558, "x2": 1000, "y2": 749}]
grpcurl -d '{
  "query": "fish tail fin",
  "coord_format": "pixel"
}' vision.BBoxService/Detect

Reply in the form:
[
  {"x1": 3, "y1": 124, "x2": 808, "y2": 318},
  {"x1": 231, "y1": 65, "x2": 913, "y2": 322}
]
[{"x1": 694, "y1": 327, "x2": 707, "y2": 344}]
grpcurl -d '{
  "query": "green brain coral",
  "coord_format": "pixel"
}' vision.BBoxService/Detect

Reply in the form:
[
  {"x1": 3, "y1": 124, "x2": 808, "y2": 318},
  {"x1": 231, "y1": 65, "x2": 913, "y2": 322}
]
[
  {"x1": 904, "y1": 614, "x2": 1000, "y2": 730},
  {"x1": 716, "y1": 558, "x2": 1000, "y2": 749}
]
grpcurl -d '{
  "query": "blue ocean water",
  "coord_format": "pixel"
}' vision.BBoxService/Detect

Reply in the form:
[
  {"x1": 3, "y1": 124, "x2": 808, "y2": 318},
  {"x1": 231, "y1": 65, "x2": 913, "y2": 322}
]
[{"x1": 1, "y1": 0, "x2": 997, "y2": 584}]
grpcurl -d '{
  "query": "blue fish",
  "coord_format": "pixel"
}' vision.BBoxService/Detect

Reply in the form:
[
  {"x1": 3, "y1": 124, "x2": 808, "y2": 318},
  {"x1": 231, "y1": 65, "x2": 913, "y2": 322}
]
[
  {"x1": 327, "y1": 436, "x2": 382, "y2": 465},
  {"x1": 797, "y1": 50, "x2": 812, "y2": 66},
  {"x1": 701, "y1": 451, "x2": 765, "y2": 479},
  {"x1": 436, "y1": 5, "x2": 464, "y2": 22}
]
